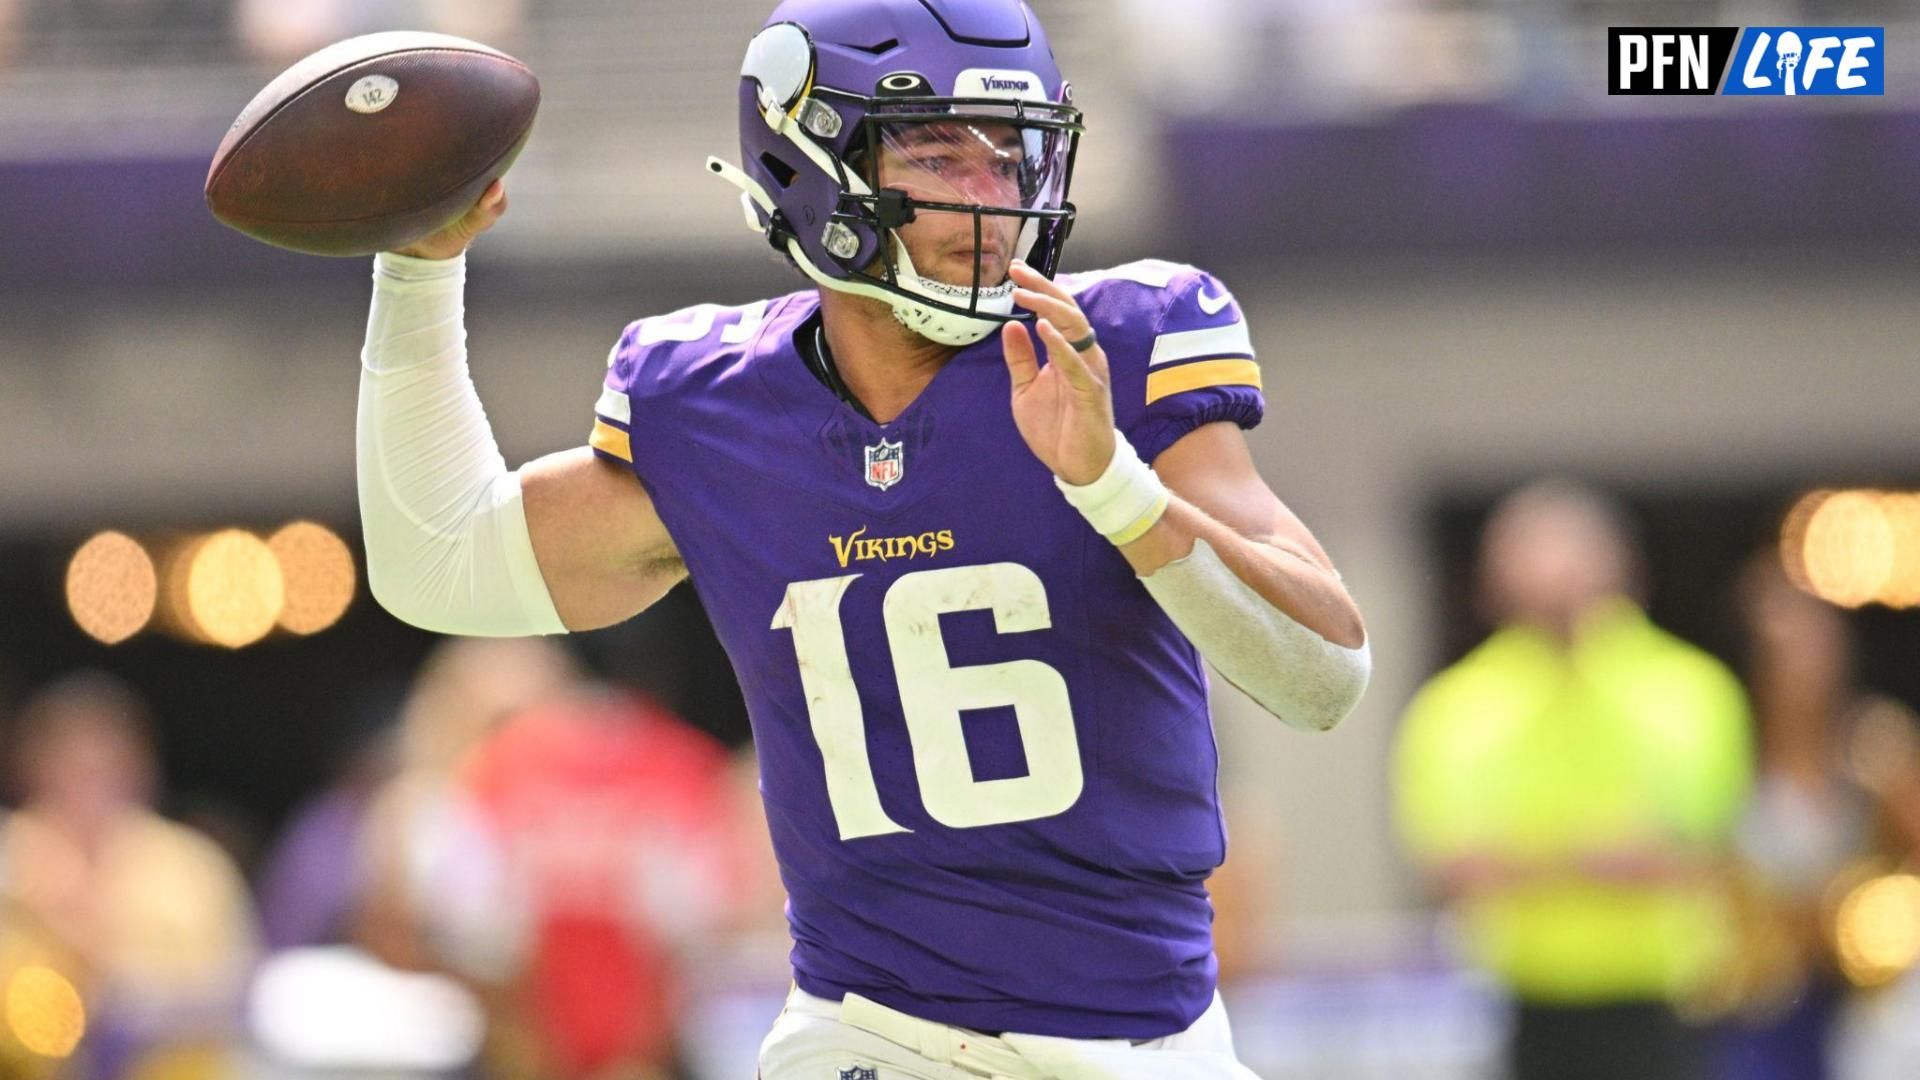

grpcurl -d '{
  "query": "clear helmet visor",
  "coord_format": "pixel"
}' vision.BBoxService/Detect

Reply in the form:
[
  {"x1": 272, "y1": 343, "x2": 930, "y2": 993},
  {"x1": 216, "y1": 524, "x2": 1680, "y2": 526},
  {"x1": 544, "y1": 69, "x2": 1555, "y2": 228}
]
[
  {"x1": 869, "y1": 116, "x2": 1073, "y2": 281},
  {"x1": 873, "y1": 116, "x2": 1071, "y2": 212}
]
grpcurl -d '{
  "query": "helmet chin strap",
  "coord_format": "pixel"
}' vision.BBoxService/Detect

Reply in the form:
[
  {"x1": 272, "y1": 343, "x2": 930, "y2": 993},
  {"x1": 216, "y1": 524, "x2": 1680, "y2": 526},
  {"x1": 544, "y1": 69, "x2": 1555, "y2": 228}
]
[
  {"x1": 708, "y1": 139, "x2": 1016, "y2": 348},
  {"x1": 882, "y1": 240, "x2": 1013, "y2": 347}
]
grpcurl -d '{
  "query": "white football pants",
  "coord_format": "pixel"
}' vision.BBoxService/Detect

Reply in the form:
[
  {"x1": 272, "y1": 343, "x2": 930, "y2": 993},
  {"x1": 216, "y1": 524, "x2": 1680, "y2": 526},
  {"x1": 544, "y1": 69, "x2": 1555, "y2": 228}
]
[{"x1": 757, "y1": 985, "x2": 1263, "y2": 1080}]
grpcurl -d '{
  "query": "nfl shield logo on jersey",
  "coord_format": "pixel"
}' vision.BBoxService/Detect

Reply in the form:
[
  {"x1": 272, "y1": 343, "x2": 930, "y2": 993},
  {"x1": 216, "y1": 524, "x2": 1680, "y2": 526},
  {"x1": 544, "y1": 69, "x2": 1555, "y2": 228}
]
[
  {"x1": 838, "y1": 1068, "x2": 879, "y2": 1080},
  {"x1": 864, "y1": 438, "x2": 904, "y2": 491}
]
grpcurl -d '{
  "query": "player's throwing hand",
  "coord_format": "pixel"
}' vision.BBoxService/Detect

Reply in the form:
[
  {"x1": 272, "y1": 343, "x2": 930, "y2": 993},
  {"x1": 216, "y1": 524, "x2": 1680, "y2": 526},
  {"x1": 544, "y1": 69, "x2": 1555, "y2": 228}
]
[
  {"x1": 1002, "y1": 260, "x2": 1119, "y2": 486},
  {"x1": 394, "y1": 180, "x2": 509, "y2": 261}
]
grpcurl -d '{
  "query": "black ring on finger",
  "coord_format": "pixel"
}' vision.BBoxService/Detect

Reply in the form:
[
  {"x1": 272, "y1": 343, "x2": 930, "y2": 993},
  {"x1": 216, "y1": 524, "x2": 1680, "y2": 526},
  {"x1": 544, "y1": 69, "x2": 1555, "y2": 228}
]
[{"x1": 1068, "y1": 329, "x2": 1098, "y2": 354}]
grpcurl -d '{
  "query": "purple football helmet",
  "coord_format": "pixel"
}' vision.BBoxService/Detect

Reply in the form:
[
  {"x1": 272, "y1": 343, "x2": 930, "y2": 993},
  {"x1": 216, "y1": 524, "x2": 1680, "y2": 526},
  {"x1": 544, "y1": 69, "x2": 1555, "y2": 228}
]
[{"x1": 707, "y1": 0, "x2": 1083, "y2": 345}]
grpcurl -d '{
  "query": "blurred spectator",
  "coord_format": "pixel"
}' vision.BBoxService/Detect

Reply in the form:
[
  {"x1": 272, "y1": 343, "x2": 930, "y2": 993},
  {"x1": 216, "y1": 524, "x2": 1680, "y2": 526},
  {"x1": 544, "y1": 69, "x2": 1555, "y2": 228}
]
[
  {"x1": 235, "y1": 0, "x2": 526, "y2": 66},
  {"x1": 255, "y1": 723, "x2": 398, "y2": 952},
  {"x1": 453, "y1": 689, "x2": 745, "y2": 1079},
  {"x1": 353, "y1": 637, "x2": 573, "y2": 983},
  {"x1": 175, "y1": 795, "x2": 265, "y2": 886},
  {"x1": 245, "y1": 681, "x2": 482, "y2": 1078},
  {"x1": 1393, "y1": 480, "x2": 1753, "y2": 1080},
  {"x1": 0, "y1": 672, "x2": 257, "y2": 1080},
  {"x1": 1848, "y1": 699, "x2": 1920, "y2": 864},
  {"x1": 1714, "y1": 553, "x2": 1920, "y2": 1080},
  {"x1": 350, "y1": 637, "x2": 758, "y2": 1078}
]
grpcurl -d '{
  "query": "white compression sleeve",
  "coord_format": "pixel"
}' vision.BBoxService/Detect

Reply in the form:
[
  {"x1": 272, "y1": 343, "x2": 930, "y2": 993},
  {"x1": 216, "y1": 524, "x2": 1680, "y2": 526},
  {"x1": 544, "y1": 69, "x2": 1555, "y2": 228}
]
[
  {"x1": 1057, "y1": 433, "x2": 1370, "y2": 732},
  {"x1": 1141, "y1": 538, "x2": 1370, "y2": 733},
  {"x1": 356, "y1": 252, "x2": 566, "y2": 637}
]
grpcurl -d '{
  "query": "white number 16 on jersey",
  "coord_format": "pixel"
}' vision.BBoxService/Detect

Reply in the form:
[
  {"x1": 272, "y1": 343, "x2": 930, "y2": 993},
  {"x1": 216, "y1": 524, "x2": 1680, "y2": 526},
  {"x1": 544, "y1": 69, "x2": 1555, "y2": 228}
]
[{"x1": 771, "y1": 562, "x2": 1084, "y2": 840}]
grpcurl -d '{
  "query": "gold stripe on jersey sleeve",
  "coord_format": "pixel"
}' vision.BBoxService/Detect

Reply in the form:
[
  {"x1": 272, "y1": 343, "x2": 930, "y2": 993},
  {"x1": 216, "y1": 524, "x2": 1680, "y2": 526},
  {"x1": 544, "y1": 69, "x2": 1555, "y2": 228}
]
[
  {"x1": 1145, "y1": 358, "x2": 1261, "y2": 405},
  {"x1": 590, "y1": 419, "x2": 633, "y2": 463}
]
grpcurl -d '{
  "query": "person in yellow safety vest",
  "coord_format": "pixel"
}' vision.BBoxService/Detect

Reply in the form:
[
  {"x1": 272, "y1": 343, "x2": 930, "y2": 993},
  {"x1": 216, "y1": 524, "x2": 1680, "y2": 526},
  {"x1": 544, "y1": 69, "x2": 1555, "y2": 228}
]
[{"x1": 1394, "y1": 479, "x2": 1752, "y2": 1080}]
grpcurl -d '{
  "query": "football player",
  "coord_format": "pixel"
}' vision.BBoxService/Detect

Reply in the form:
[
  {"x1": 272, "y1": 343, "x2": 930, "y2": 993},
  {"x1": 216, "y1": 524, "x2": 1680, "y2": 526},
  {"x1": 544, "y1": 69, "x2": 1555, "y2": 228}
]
[{"x1": 356, "y1": 0, "x2": 1369, "y2": 1075}]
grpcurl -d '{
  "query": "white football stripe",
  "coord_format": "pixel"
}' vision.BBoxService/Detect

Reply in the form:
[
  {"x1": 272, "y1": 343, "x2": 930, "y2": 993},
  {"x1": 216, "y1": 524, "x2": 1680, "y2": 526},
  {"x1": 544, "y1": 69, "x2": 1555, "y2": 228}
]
[
  {"x1": 596, "y1": 385, "x2": 632, "y2": 424},
  {"x1": 1150, "y1": 321, "x2": 1256, "y2": 367}
]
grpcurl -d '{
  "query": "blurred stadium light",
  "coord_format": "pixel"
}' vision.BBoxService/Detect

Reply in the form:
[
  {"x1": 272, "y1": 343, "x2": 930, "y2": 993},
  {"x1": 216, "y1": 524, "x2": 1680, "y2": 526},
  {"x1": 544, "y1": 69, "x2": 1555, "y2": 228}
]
[
  {"x1": 65, "y1": 523, "x2": 356, "y2": 646},
  {"x1": 1835, "y1": 872, "x2": 1920, "y2": 989},
  {"x1": 3, "y1": 966, "x2": 86, "y2": 1061},
  {"x1": 171, "y1": 528, "x2": 285, "y2": 648},
  {"x1": 1782, "y1": 489, "x2": 1920, "y2": 610},
  {"x1": 66, "y1": 530, "x2": 158, "y2": 644},
  {"x1": 267, "y1": 522, "x2": 356, "y2": 635}
]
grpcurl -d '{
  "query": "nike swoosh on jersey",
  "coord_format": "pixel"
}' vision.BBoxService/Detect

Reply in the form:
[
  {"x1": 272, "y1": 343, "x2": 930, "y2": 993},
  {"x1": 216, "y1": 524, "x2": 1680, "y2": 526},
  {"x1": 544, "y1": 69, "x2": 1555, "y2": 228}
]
[{"x1": 1197, "y1": 287, "x2": 1233, "y2": 316}]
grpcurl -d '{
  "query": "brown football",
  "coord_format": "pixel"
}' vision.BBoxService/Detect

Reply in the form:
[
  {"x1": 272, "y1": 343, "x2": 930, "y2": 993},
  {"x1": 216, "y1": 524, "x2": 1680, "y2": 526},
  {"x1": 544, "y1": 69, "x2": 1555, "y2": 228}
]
[{"x1": 206, "y1": 32, "x2": 540, "y2": 257}]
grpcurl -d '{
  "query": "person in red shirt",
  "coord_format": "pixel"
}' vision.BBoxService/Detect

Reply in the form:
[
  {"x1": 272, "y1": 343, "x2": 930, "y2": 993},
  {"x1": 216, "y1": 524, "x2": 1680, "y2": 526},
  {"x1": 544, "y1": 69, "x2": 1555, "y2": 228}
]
[{"x1": 456, "y1": 686, "x2": 747, "y2": 1078}]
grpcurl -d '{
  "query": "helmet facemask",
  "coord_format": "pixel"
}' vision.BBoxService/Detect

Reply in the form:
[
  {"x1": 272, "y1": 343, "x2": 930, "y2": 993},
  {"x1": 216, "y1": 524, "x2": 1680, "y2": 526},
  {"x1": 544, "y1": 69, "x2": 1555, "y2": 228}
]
[{"x1": 833, "y1": 97, "x2": 1080, "y2": 345}]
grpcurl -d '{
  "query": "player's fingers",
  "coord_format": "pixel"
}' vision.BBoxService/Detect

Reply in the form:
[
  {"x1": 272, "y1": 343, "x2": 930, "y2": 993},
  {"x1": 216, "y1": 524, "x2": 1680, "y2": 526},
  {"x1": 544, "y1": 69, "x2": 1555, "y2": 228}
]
[
  {"x1": 1037, "y1": 318, "x2": 1102, "y2": 394},
  {"x1": 443, "y1": 181, "x2": 506, "y2": 242},
  {"x1": 1036, "y1": 314, "x2": 1108, "y2": 381},
  {"x1": 469, "y1": 181, "x2": 508, "y2": 231},
  {"x1": 1014, "y1": 287, "x2": 1107, "y2": 378},
  {"x1": 1009, "y1": 264, "x2": 1090, "y2": 332},
  {"x1": 1009, "y1": 259, "x2": 1076, "y2": 305},
  {"x1": 1002, "y1": 320, "x2": 1040, "y2": 392},
  {"x1": 1011, "y1": 275, "x2": 1106, "y2": 377},
  {"x1": 1011, "y1": 287, "x2": 1085, "y2": 337}
]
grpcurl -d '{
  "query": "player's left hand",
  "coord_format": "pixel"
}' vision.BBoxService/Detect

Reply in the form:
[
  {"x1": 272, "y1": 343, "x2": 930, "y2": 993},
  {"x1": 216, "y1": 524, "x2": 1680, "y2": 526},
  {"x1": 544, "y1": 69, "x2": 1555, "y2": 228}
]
[{"x1": 1002, "y1": 261, "x2": 1117, "y2": 486}]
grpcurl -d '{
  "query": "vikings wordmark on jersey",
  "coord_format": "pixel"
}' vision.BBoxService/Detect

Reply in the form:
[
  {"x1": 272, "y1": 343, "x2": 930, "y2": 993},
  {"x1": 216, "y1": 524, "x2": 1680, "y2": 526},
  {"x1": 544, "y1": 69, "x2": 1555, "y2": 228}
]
[{"x1": 588, "y1": 260, "x2": 1261, "y2": 1039}]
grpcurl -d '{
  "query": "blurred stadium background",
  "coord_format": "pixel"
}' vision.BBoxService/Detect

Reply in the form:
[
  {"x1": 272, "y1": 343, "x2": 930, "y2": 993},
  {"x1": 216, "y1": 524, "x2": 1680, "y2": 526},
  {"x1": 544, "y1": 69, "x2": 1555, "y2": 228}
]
[{"x1": 3, "y1": 0, "x2": 1920, "y2": 1077}]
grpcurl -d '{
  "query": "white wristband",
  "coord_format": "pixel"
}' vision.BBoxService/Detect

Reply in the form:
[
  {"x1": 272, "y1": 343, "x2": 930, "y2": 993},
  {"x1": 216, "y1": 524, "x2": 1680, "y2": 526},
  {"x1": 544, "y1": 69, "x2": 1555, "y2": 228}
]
[{"x1": 1054, "y1": 432, "x2": 1170, "y2": 546}]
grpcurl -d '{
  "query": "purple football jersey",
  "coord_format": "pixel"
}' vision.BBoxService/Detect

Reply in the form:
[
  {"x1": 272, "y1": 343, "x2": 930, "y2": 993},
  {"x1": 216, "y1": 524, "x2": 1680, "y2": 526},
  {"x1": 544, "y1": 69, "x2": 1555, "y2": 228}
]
[{"x1": 587, "y1": 260, "x2": 1264, "y2": 1039}]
